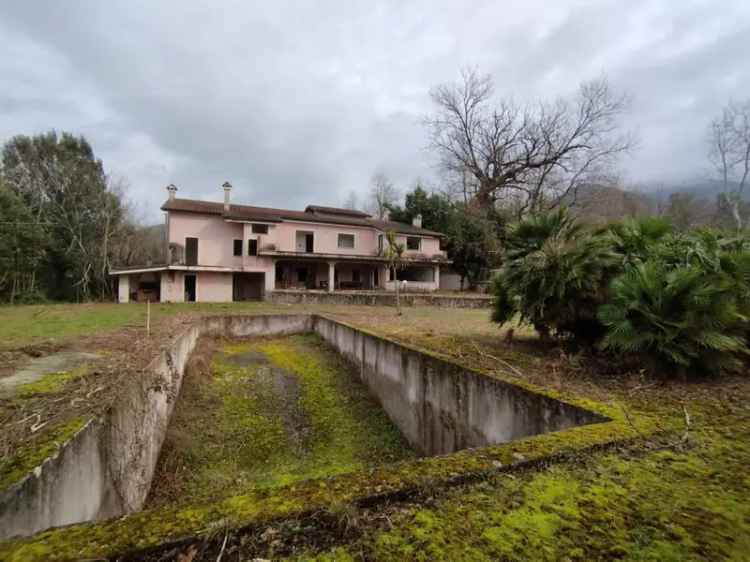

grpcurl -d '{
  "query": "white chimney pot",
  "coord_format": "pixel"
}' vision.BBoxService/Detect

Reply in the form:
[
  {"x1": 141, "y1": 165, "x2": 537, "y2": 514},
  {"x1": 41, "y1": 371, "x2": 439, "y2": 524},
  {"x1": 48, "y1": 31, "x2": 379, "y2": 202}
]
[
  {"x1": 223, "y1": 181, "x2": 232, "y2": 211},
  {"x1": 166, "y1": 184, "x2": 178, "y2": 200},
  {"x1": 412, "y1": 213, "x2": 423, "y2": 228}
]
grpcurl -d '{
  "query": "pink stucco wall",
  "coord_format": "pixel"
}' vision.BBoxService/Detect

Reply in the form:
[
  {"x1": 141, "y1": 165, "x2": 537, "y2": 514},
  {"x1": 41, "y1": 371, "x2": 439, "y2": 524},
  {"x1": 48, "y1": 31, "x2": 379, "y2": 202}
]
[
  {"x1": 168, "y1": 211, "x2": 444, "y2": 266},
  {"x1": 195, "y1": 272, "x2": 233, "y2": 302},
  {"x1": 169, "y1": 212, "x2": 244, "y2": 268},
  {"x1": 154, "y1": 209, "x2": 444, "y2": 300}
]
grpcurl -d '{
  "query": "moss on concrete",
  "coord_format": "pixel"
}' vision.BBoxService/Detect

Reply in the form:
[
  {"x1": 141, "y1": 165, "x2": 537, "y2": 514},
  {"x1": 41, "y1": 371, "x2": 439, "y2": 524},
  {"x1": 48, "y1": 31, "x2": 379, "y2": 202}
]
[
  {"x1": 147, "y1": 334, "x2": 415, "y2": 508},
  {"x1": 14, "y1": 366, "x2": 90, "y2": 397},
  {"x1": 0, "y1": 418, "x2": 87, "y2": 492},
  {"x1": 0, "y1": 315, "x2": 669, "y2": 561},
  {"x1": 297, "y1": 420, "x2": 750, "y2": 562}
]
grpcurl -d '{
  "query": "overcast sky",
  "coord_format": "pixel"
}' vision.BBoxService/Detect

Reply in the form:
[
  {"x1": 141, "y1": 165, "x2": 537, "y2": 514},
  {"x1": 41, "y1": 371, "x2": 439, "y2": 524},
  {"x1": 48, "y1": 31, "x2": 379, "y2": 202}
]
[{"x1": 1, "y1": 1, "x2": 748, "y2": 222}]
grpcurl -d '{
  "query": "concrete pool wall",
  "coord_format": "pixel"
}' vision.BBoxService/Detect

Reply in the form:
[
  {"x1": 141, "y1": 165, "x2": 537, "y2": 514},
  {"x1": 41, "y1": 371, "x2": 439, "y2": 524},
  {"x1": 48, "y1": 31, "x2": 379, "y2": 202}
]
[
  {"x1": 313, "y1": 317, "x2": 604, "y2": 455},
  {"x1": 0, "y1": 314, "x2": 605, "y2": 539}
]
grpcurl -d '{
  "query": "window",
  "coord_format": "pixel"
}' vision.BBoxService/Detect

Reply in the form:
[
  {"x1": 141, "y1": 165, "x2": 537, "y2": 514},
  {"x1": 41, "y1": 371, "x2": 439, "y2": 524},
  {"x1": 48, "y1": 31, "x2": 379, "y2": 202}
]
[
  {"x1": 251, "y1": 224, "x2": 268, "y2": 234},
  {"x1": 378, "y1": 234, "x2": 384, "y2": 253},
  {"x1": 297, "y1": 231, "x2": 314, "y2": 252},
  {"x1": 185, "y1": 237, "x2": 198, "y2": 266},
  {"x1": 248, "y1": 239, "x2": 258, "y2": 256},
  {"x1": 338, "y1": 233, "x2": 355, "y2": 249},
  {"x1": 233, "y1": 239, "x2": 243, "y2": 256},
  {"x1": 407, "y1": 236, "x2": 421, "y2": 251}
]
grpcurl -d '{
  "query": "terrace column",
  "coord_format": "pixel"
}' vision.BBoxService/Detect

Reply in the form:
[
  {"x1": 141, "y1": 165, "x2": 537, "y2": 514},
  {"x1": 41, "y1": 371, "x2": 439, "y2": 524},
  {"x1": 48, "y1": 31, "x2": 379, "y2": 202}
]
[
  {"x1": 328, "y1": 261, "x2": 336, "y2": 292},
  {"x1": 265, "y1": 259, "x2": 276, "y2": 293},
  {"x1": 434, "y1": 264, "x2": 440, "y2": 291}
]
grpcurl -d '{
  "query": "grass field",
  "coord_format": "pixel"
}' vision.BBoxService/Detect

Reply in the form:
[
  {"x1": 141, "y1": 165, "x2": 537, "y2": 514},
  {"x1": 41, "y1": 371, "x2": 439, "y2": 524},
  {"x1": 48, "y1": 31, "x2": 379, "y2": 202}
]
[
  {"x1": 0, "y1": 302, "x2": 270, "y2": 348},
  {"x1": 1, "y1": 302, "x2": 749, "y2": 560}
]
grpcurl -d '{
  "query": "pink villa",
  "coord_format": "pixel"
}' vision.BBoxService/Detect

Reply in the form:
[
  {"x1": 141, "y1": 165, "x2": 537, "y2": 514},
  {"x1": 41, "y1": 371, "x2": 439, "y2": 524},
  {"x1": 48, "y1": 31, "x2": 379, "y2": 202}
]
[{"x1": 110, "y1": 183, "x2": 450, "y2": 303}]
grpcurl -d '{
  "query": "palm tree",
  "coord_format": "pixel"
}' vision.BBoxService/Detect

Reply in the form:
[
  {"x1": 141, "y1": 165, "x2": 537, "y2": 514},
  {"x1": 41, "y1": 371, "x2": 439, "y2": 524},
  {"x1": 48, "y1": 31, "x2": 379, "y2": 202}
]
[
  {"x1": 492, "y1": 208, "x2": 618, "y2": 343},
  {"x1": 383, "y1": 230, "x2": 406, "y2": 315},
  {"x1": 598, "y1": 261, "x2": 749, "y2": 375}
]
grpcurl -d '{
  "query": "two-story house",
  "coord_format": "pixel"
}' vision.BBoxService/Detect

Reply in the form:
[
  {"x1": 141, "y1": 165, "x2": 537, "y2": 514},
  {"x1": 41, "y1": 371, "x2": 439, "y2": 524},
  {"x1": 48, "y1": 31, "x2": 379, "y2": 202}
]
[{"x1": 111, "y1": 183, "x2": 450, "y2": 302}]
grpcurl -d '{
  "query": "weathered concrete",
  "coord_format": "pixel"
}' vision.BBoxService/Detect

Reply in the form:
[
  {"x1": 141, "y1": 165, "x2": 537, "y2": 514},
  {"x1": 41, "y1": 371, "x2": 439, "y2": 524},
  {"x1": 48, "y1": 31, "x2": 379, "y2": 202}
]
[
  {"x1": 0, "y1": 352, "x2": 100, "y2": 396},
  {"x1": 313, "y1": 317, "x2": 605, "y2": 455},
  {"x1": 268, "y1": 290, "x2": 493, "y2": 309},
  {"x1": 0, "y1": 420, "x2": 110, "y2": 540},
  {"x1": 0, "y1": 313, "x2": 603, "y2": 540},
  {"x1": 0, "y1": 314, "x2": 312, "y2": 540}
]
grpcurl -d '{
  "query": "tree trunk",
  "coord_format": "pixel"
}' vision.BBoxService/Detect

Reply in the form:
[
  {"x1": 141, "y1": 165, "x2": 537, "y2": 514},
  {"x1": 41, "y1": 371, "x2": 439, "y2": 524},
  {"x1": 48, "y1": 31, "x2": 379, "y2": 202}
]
[
  {"x1": 394, "y1": 267, "x2": 401, "y2": 315},
  {"x1": 732, "y1": 198, "x2": 743, "y2": 232}
]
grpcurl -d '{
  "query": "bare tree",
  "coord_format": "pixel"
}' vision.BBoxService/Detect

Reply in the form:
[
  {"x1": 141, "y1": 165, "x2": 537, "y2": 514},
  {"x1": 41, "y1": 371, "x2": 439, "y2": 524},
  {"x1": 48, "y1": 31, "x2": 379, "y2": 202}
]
[
  {"x1": 425, "y1": 68, "x2": 633, "y2": 215},
  {"x1": 342, "y1": 190, "x2": 360, "y2": 211},
  {"x1": 709, "y1": 99, "x2": 750, "y2": 231},
  {"x1": 368, "y1": 173, "x2": 399, "y2": 219}
]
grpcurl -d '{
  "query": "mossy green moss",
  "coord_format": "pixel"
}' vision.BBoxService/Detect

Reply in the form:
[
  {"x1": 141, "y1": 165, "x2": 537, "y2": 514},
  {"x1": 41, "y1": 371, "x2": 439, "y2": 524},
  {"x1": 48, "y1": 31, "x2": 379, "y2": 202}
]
[
  {"x1": 0, "y1": 417, "x2": 87, "y2": 492},
  {"x1": 0, "y1": 320, "x2": 665, "y2": 562},
  {"x1": 148, "y1": 334, "x2": 415, "y2": 507},
  {"x1": 290, "y1": 419, "x2": 750, "y2": 561},
  {"x1": 15, "y1": 366, "x2": 90, "y2": 397}
]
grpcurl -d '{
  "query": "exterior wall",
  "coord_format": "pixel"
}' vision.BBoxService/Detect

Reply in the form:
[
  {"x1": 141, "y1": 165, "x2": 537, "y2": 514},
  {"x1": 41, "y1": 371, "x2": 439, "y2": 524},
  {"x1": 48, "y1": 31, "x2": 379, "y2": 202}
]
[
  {"x1": 158, "y1": 271, "x2": 233, "y2": 302},
  {"x1": 167, "y1": 211, "x2": 444, "y2": 267},
  {"x1": 196, "y1": 272, "x2": 233, "y2": 302},
  {"x1": 273, "y1": 221, "x2": 379, "y2": 256},
  {"x1": 160, "y1": 271, "x2": 184, "y2": 303},
  {"x1": 395, "y1": 234, "x2": 442, "y2": 259},
  {"x1": 168, "y1": 211, "x2": 244, "y2": 268},
  {"x1": 440, "y1": 268, "x2": 463, "y2": 291}
]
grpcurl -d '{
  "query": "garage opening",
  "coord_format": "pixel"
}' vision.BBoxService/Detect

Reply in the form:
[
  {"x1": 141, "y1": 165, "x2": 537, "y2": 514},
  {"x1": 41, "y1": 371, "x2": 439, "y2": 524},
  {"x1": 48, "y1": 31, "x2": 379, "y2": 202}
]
[
  {"x1": 233, "y1": 272, "x2": 265, "y2": 301},
  {"x1": 131, "y1": 272, "x2": 161, "y2": 302}
]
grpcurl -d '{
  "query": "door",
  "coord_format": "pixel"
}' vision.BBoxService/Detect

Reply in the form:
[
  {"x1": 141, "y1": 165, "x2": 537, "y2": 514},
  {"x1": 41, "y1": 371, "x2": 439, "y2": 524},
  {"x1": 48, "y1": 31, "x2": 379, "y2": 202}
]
[
  {"x1": 305, "y1": 233, "x2": 314, "y2": 253},
  {"x1": 233, "y1": 273, "x2": 263, "y2": 301},
  {"x1": 184, "y1": 274, "x2": 196, "y2": 302},
  {"x1": 185, "y1": 237, "x2": 198, "y2": 266}
]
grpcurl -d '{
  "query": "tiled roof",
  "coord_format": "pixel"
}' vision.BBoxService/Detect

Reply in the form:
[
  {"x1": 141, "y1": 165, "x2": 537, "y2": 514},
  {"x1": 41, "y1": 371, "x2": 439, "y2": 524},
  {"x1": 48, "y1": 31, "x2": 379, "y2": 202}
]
[
  {"x1": 304, "y1": 205, "x2": 371, "y2": 218},
  {"x1": 161, "y1": 198, "x2": 444, "y2": 236}
]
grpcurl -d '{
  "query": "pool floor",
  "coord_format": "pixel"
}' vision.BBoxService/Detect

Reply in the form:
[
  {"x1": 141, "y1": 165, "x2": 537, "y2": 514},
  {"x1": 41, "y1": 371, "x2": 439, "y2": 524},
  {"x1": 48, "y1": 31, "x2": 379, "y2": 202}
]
[{"x1": 146, "y1": 333, "x2": 416, "y2": 508}]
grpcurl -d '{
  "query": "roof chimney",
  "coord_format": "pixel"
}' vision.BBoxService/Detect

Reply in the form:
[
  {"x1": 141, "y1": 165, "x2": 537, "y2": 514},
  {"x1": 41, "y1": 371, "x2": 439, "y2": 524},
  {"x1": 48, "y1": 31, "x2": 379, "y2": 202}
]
[
  {"x1": 166, "y1": 184, "x2": 178, "y2": 200},
  {"x1": 412, "y1": 213, "x2": 422, "y2": 229},
  {"x1": 222, "y1": 181, "x2": 232, "y2": 212}
]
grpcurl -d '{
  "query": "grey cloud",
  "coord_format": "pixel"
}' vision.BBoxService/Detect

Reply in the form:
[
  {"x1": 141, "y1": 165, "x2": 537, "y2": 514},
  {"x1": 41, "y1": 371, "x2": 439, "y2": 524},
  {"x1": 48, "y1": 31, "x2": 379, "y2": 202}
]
[{"x1": 0, "y1": 0, "x2": 748, "y2": 221}]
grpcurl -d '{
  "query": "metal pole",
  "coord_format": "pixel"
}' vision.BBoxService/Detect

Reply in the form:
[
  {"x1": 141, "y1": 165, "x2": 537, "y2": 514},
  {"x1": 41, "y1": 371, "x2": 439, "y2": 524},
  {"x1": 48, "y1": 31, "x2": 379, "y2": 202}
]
[{"x1": 147, "y1": 298, "x2": 151, "y2": 337}]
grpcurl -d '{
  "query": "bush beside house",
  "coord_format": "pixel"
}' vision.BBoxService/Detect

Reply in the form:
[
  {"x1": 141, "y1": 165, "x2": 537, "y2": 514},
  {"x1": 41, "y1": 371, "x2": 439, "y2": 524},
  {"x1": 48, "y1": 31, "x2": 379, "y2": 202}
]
[{"x1": 492, "y1": 209, "x2": 750, "y2": 377}]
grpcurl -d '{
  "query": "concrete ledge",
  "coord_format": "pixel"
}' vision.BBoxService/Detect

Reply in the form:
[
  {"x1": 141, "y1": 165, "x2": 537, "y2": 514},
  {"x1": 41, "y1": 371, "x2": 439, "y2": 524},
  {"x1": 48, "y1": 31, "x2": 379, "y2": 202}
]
[
  {"x1": 268, "y1": 290, "x2": 493, "y2": 308},
  {"x1": 2, "y1": 313, "x2": 655, "y2": 561},
  {"x1": 0, "y1": 314, "x2": 313, "y2": 540}
]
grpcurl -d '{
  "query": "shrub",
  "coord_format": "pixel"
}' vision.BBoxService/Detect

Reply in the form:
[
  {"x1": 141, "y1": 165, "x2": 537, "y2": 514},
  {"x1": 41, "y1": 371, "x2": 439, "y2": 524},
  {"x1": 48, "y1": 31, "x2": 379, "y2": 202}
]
[
  {"x1": 598, "y1": 261, "x2": 749, "y2": 376},
  {"x1": 492, "y1": 209, "x2": 619, "y2": 343},
  {"x1": 604, "y1": 216, "x2": 672, "y2": 266}
]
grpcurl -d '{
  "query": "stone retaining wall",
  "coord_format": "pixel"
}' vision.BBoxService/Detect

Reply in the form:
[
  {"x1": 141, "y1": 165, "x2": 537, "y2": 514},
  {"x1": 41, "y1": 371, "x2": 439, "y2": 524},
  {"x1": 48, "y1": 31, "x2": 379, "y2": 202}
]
[{"x1": 268, "y1": 290, "x2": 492, "y2": 309}]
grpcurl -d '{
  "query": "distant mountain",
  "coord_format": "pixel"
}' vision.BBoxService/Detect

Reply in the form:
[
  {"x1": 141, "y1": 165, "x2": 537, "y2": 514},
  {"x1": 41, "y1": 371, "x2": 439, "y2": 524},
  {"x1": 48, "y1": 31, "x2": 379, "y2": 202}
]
[
  {"x1": 566, "y1": 184, "x2": 656, "y2": 223},
  {"x1": 646, "y1": 179, "x2": 748, "y2": 203}
]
